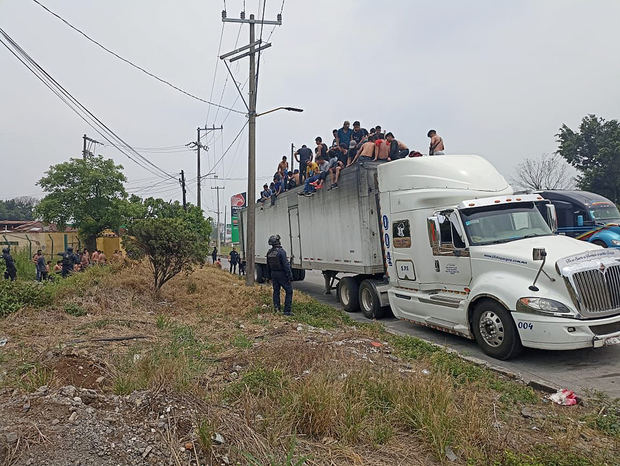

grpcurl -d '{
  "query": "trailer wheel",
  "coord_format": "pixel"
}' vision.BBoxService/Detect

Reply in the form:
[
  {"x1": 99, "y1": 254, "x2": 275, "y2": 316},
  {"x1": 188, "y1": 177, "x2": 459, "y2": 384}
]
[
  {"x1": 471, "y1": 301, "x2": 522, "y2": 360},
  {"x1": 337, "y1": 277, "x2": 359, "y2": 312},
  {"x1": 255, "y1": 264, "x2": 266, "y2": 284},
  {"x1": 359, "y1": 279, "x2": 388, "y2": 319},
  {"x1": 292, "y1": 268, "x2": 306, "y2": 281}
]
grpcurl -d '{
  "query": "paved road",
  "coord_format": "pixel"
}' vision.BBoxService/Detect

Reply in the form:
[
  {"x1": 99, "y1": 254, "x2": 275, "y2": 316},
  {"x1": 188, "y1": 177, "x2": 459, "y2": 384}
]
[{"x1": 294, "y1": 270, "x2": 620, "y2": 399}]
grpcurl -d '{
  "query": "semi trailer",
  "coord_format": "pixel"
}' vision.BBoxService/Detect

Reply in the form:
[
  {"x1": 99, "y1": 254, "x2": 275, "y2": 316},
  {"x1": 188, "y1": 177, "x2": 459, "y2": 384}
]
[{"x1": 239, "y1": 155, "x2": 620, "y2": 359}]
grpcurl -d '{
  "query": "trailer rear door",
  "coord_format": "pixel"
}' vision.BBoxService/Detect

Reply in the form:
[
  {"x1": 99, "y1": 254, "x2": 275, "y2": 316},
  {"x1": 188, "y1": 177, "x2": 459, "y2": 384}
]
[{"x1": 289, "y1": 207, "x2": 302, "y2": 266}]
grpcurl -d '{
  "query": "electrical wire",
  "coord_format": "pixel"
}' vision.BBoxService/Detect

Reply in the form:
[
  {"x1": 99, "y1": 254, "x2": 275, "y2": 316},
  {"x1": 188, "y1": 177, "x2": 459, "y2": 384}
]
[
  {"x1": 204, "y1": 22, "x2": 227, "y2": 126},
  {"x1": 0, "y1": 27, "x2": 176, "y2": 181},
  {"x1": 31, "y1": 0, "x2": 244, "y2": 114}
]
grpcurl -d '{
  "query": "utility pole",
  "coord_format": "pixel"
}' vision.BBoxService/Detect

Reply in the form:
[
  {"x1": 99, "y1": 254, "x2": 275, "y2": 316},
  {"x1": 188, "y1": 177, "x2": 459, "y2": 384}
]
[
  {"x1": 211, "y1": 177, "x2": 225, "y2": 253},
  {"x1": 221, "y1": 8, "x2": 282, "y2": 286},
  {"x1": 190, "y1": 125, "x2": 222, "y2": 209},
  {"x1": 180, "y1": 170, "x2": 187, "y2": 211},
  {"x1": 82, "y1": 134, "x2": 101, "y2": 160}
]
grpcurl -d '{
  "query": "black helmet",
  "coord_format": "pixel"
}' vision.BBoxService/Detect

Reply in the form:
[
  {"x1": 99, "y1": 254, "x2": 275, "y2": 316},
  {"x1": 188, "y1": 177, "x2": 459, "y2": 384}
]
[
  {"x1": 2, "y1": 247, "x2": 8, "y2": 254},
  {"x1": 268, "y1": 235, "x2": 281, "y2": 246},
  {"x1": 67, "y1": 247, "x2": 73, "y2": 252}
]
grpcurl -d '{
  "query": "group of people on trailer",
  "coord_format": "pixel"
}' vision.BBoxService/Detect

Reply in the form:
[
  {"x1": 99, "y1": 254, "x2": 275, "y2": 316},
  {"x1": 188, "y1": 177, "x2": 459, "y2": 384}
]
[{"x1": 258, "y1": 122, "x2": 445, "y2": 201}]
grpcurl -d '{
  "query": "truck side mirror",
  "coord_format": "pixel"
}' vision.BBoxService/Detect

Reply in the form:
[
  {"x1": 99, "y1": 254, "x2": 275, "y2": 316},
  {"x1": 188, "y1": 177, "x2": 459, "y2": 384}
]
[
  {"x1": 427, "y1": 216, "x2": 439, "y2": 248},
  {"x1": 545, "y1": 204, "x2": 558, "y2": 233},
  {"x1": 577, "y1": 214, "x2": 584, "y2": 227}
]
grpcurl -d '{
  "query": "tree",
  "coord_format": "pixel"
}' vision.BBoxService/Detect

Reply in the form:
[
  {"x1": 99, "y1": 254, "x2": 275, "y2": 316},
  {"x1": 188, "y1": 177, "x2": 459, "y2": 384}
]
[
  {"x1": 123, "y1": 218, "x2": 207, "y2": 291},
  {"x1": 511, "y1": 153, "x2": 575, "y2": 191},
  {"x1": 123, "y1": 196, "x2": 213, "y2": 239},
  {"x1": 0, "y1": 197, "x2": 38, "y2": 220},
  {"x1": 557, "y1": 114, "x2": 620, "y2": 203},
  {"x1": 35, "y1": 156, "x2": 127, "y2": 243}
]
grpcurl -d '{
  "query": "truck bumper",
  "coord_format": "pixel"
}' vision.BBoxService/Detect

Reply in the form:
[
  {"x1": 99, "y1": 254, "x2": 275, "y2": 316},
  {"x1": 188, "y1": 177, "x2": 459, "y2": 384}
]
[{"x1": 513, "y1": 311, "x2": 620, "y2": 350}]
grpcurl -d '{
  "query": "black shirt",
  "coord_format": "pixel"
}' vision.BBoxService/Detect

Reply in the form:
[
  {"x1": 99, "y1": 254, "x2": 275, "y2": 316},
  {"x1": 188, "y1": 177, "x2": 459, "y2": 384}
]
[{"x1": 297, "y1": 146, "x2": 313, "y2": 163}]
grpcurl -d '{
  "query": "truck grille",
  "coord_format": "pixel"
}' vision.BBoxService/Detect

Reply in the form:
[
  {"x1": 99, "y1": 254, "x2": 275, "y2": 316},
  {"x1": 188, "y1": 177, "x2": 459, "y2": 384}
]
[{"x1": 572, "y1": 265, "x2": 620, "y2": 317}]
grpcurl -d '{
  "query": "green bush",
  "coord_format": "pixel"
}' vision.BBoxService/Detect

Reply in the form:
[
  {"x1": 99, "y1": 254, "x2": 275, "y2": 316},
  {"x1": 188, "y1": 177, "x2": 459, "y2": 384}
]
[{"x1": 0, "y1": 280, "x2": 53, "y2": 317}]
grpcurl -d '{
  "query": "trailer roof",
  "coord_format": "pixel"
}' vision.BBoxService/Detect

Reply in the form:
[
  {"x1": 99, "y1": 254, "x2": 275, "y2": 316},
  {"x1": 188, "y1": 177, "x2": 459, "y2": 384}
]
[{"x1": 377, "y1": 155, "x2": 510, "y2": 194}]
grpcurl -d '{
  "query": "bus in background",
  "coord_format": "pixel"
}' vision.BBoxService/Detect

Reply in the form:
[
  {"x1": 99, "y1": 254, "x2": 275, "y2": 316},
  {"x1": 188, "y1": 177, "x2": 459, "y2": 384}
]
[{"x1": 538, "y1": 190, "x2": 620, "y2": 248}]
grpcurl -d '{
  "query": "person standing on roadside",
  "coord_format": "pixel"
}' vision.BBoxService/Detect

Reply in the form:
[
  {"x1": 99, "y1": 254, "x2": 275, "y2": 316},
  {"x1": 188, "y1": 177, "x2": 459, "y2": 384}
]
[
  {"x1": 2, "y1": 247, "x2": 17, "y2": 281},
  {"x1": 36, "y1": 252, "x2": 48, "y2": 282},
  {"x1": 33, "y1": 249, "x2": 43, "y2": 281},
  {"x1": 428, "y1": 129, "x2": 445, "y2": 155},
  {"x1": 211, "y1": 246, "x2": 218, "y2": 264},
  {"x1": 265, "y1": 235, "x2": 293, "y2": 316},
  {"x1": 58, "y1": 246, "x2": 79, "y2": 278},
  {"x1": 229, "y1": 247, "x2": 240, "y2": 274},
  {"x1": 294, "y1": 144, "x2": 313, "y2": 183}
]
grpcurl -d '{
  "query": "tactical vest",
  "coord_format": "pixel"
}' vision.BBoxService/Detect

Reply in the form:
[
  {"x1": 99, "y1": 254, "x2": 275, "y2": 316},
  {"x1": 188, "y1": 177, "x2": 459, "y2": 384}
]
[{"x1": 266, "y1": 248, "x2": 282, "y2": 271}]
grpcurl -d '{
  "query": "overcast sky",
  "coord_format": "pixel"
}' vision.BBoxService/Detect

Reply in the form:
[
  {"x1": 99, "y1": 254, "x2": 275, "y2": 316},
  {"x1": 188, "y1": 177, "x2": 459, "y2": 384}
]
[{"x1": 1, "y1": 0, "x2": 620, "y2": 219}]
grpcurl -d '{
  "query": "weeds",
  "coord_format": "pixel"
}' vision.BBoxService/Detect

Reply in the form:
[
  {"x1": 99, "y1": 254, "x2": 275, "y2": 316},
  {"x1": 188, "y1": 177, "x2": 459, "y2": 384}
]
[
  {"x1": 290, "y1": 299, "x2": 353, "y2": 329},
  {"x1": 196, "y1": 419, "x2": 214, "y2": 455},
  {"x1": 18, "y1": 364, "x2": 54, "y2": 392},
  {"x1": 231, "y1": 333, "x2": 253, "y2": 349},
  {"x1": 64, "y1": 302, "x2": 87, "y2": 317}
]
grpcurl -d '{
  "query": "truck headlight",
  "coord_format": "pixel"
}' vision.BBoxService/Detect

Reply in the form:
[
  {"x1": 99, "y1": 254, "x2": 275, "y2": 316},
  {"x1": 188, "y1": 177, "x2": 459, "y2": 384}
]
[
  {"x1": 611, "y1": 239, "x2": 620, "y2": 246},
  {"x1": 517, "y1": 297, "x2": 573, "y2": 316}
]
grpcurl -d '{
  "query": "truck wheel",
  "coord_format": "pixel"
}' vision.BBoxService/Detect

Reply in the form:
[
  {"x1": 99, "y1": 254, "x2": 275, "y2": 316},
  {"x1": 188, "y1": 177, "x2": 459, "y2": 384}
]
[
  {"x1": 593, "y1": 240, "x2": 608, "y2": 248},
  {"x1": 255, "y1": 264, "x2": 266, "y2": 284},
  {"x1": 337, "y1": 277, "x2": 359, "y2": 312},
  {"x1": 471, "y1": 301, "x2": 522, "y2": 360},
  {"x1": 359, "y1": 279, "x2": 388, "y2": 319},
  {"x1": 292, "y1": 268, "x2": 306, "y2": 281}
]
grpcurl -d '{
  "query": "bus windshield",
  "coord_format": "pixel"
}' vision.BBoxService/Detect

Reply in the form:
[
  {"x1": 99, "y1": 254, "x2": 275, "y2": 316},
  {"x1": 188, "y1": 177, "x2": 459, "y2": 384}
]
[
  {"x1": 589, "y1": 203, "x2": 620, "y2": 222},
  {"x1": 460, "y1": 202, "x2": 552, "y2": 246}
]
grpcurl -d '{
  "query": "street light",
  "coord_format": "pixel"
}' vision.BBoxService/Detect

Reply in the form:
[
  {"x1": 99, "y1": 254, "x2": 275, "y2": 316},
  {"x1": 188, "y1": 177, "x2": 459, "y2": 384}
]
[
  {"x1": 255, "y1": 106, "x2": 304, "y2": 117},
  {"x1": 245, "y1": 105, "x2": 303, "y2": 286}
]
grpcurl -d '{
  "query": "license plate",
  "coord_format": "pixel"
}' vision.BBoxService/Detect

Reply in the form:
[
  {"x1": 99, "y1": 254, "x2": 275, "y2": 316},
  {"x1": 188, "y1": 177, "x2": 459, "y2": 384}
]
[{"x1": 604, "y1": 336, "x2": 620, "y2": 346}]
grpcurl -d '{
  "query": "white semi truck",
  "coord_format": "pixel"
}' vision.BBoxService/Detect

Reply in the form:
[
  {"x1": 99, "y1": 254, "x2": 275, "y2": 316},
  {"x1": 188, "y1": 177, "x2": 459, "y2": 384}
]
[{"x1": 240, "y1": 155, "x2": 620, "y2": 359}]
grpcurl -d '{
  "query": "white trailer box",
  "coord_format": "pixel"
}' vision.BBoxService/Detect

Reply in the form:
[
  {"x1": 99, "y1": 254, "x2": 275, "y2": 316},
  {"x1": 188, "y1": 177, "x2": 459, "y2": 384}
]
[{"x1": 241, "y1": 162, "x2": 385, "y2": 275}]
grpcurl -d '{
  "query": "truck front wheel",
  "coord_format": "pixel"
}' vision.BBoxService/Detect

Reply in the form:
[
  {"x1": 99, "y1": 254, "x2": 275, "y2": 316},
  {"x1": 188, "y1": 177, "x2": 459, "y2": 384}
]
[
  {"x1": 337, "y1": 277, "x2": 359, "y2": 312},
  {"x1": 471, "y1": 301, "x2": 522, "y2": 360},
  {"x1": 359, "y1": 279, "x2": 388, "y2": 319}
]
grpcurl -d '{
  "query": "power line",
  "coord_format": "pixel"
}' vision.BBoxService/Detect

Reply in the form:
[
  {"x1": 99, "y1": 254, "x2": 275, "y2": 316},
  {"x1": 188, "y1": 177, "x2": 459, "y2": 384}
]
[
  {"x1": 0, "y1": 27, "x2": 176, "y2": 180},
  {"x1": 31, "y1": 0, "x2": 244, "y2": 114},
  {"x1": 204, "y1": 22, "x2": 227, "y2": 126}
]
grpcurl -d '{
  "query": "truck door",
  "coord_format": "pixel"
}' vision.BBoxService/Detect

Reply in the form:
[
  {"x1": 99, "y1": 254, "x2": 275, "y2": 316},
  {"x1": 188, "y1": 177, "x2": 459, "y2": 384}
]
[
  {"x1": 288, "y1": 207, "x2": 302, "y2": 266},
  {"x1": 390, "y1": 216, "x2": 418, "y2": 289},
  {"x1": 430, "y1": 210, "x2": 472, "y2": 288}
]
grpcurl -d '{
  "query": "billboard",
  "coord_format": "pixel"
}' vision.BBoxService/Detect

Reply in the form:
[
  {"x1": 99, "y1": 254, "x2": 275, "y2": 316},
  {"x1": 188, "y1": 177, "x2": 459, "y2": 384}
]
[{"x1": 230, "y1": 192, "x2": 246, "y2": 244}]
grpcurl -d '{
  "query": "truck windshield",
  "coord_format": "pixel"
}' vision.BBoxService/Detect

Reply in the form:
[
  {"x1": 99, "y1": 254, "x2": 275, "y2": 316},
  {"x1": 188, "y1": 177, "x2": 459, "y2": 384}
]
[
  {"x1": 589, "y1": 203, "x2": 620, "y2": 222},
  {"x1": 460, "y1": 202, "x2": 552, "y2": 246}
]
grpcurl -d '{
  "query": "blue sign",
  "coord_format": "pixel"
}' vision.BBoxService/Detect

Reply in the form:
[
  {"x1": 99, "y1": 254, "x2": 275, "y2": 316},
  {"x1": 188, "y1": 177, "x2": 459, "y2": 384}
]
[
  {"x1": 384, "y1": 233, "x2": 390, "y2": 248},
  {"x1": 382, "y1": 215, "x2": 389, "y2": 231}
]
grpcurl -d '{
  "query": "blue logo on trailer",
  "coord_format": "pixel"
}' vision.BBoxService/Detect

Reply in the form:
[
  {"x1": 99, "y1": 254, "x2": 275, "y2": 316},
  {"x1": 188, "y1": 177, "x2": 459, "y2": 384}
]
[
  {"x1": 384, "y1": 233, "x2": 390, "y2": 248},
  {"x1": 382, "y1": 215, "x2": 389, "y2": 231}
]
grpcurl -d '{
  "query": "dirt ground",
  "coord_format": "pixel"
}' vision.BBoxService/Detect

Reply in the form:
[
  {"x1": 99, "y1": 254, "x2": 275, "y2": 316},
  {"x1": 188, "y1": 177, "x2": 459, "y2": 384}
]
[{"x1": 0, "y1": 264, "x2": 617, "y2": 465}]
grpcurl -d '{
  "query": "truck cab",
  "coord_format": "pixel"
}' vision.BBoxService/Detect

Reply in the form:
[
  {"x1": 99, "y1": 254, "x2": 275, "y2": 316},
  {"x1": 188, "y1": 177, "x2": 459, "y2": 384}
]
[
  {"x1": 538, "y1": 190, "x2": 620, "y2": 248},
  {"x1": 378, "y1": 156, "x2": 620, "y2": 359}
]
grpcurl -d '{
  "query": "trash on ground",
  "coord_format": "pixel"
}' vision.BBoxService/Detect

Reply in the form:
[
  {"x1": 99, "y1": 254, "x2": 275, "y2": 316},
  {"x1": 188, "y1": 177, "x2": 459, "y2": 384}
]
[{"x1": 548, "y1": 389, "x2": 578, "y2": 406}]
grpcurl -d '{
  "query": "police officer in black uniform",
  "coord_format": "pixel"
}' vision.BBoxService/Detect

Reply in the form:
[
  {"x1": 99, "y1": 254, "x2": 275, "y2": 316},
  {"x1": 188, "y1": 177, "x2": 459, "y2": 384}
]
[
  {"x1": 57, "y1": 246, "x2": 79, "y2": 278},
  {"x1": 2, "y1": 247, "x2": 17, "y2": 281},
  {"x1": 265, "y1": 235, "x2": 293, "y2": 316}
]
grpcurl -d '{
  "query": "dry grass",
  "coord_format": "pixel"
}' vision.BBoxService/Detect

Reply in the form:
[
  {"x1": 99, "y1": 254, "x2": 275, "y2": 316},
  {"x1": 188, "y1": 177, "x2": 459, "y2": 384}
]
[{"x1": 0, "y1": 262, "x2": 618, "y2": 465}]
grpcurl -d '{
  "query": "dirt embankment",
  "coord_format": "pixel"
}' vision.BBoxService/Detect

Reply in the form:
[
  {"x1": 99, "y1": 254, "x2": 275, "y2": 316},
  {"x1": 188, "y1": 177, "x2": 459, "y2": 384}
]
[{"x1": 0, "y1": 265, "x2": 618, "y2": 465}]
